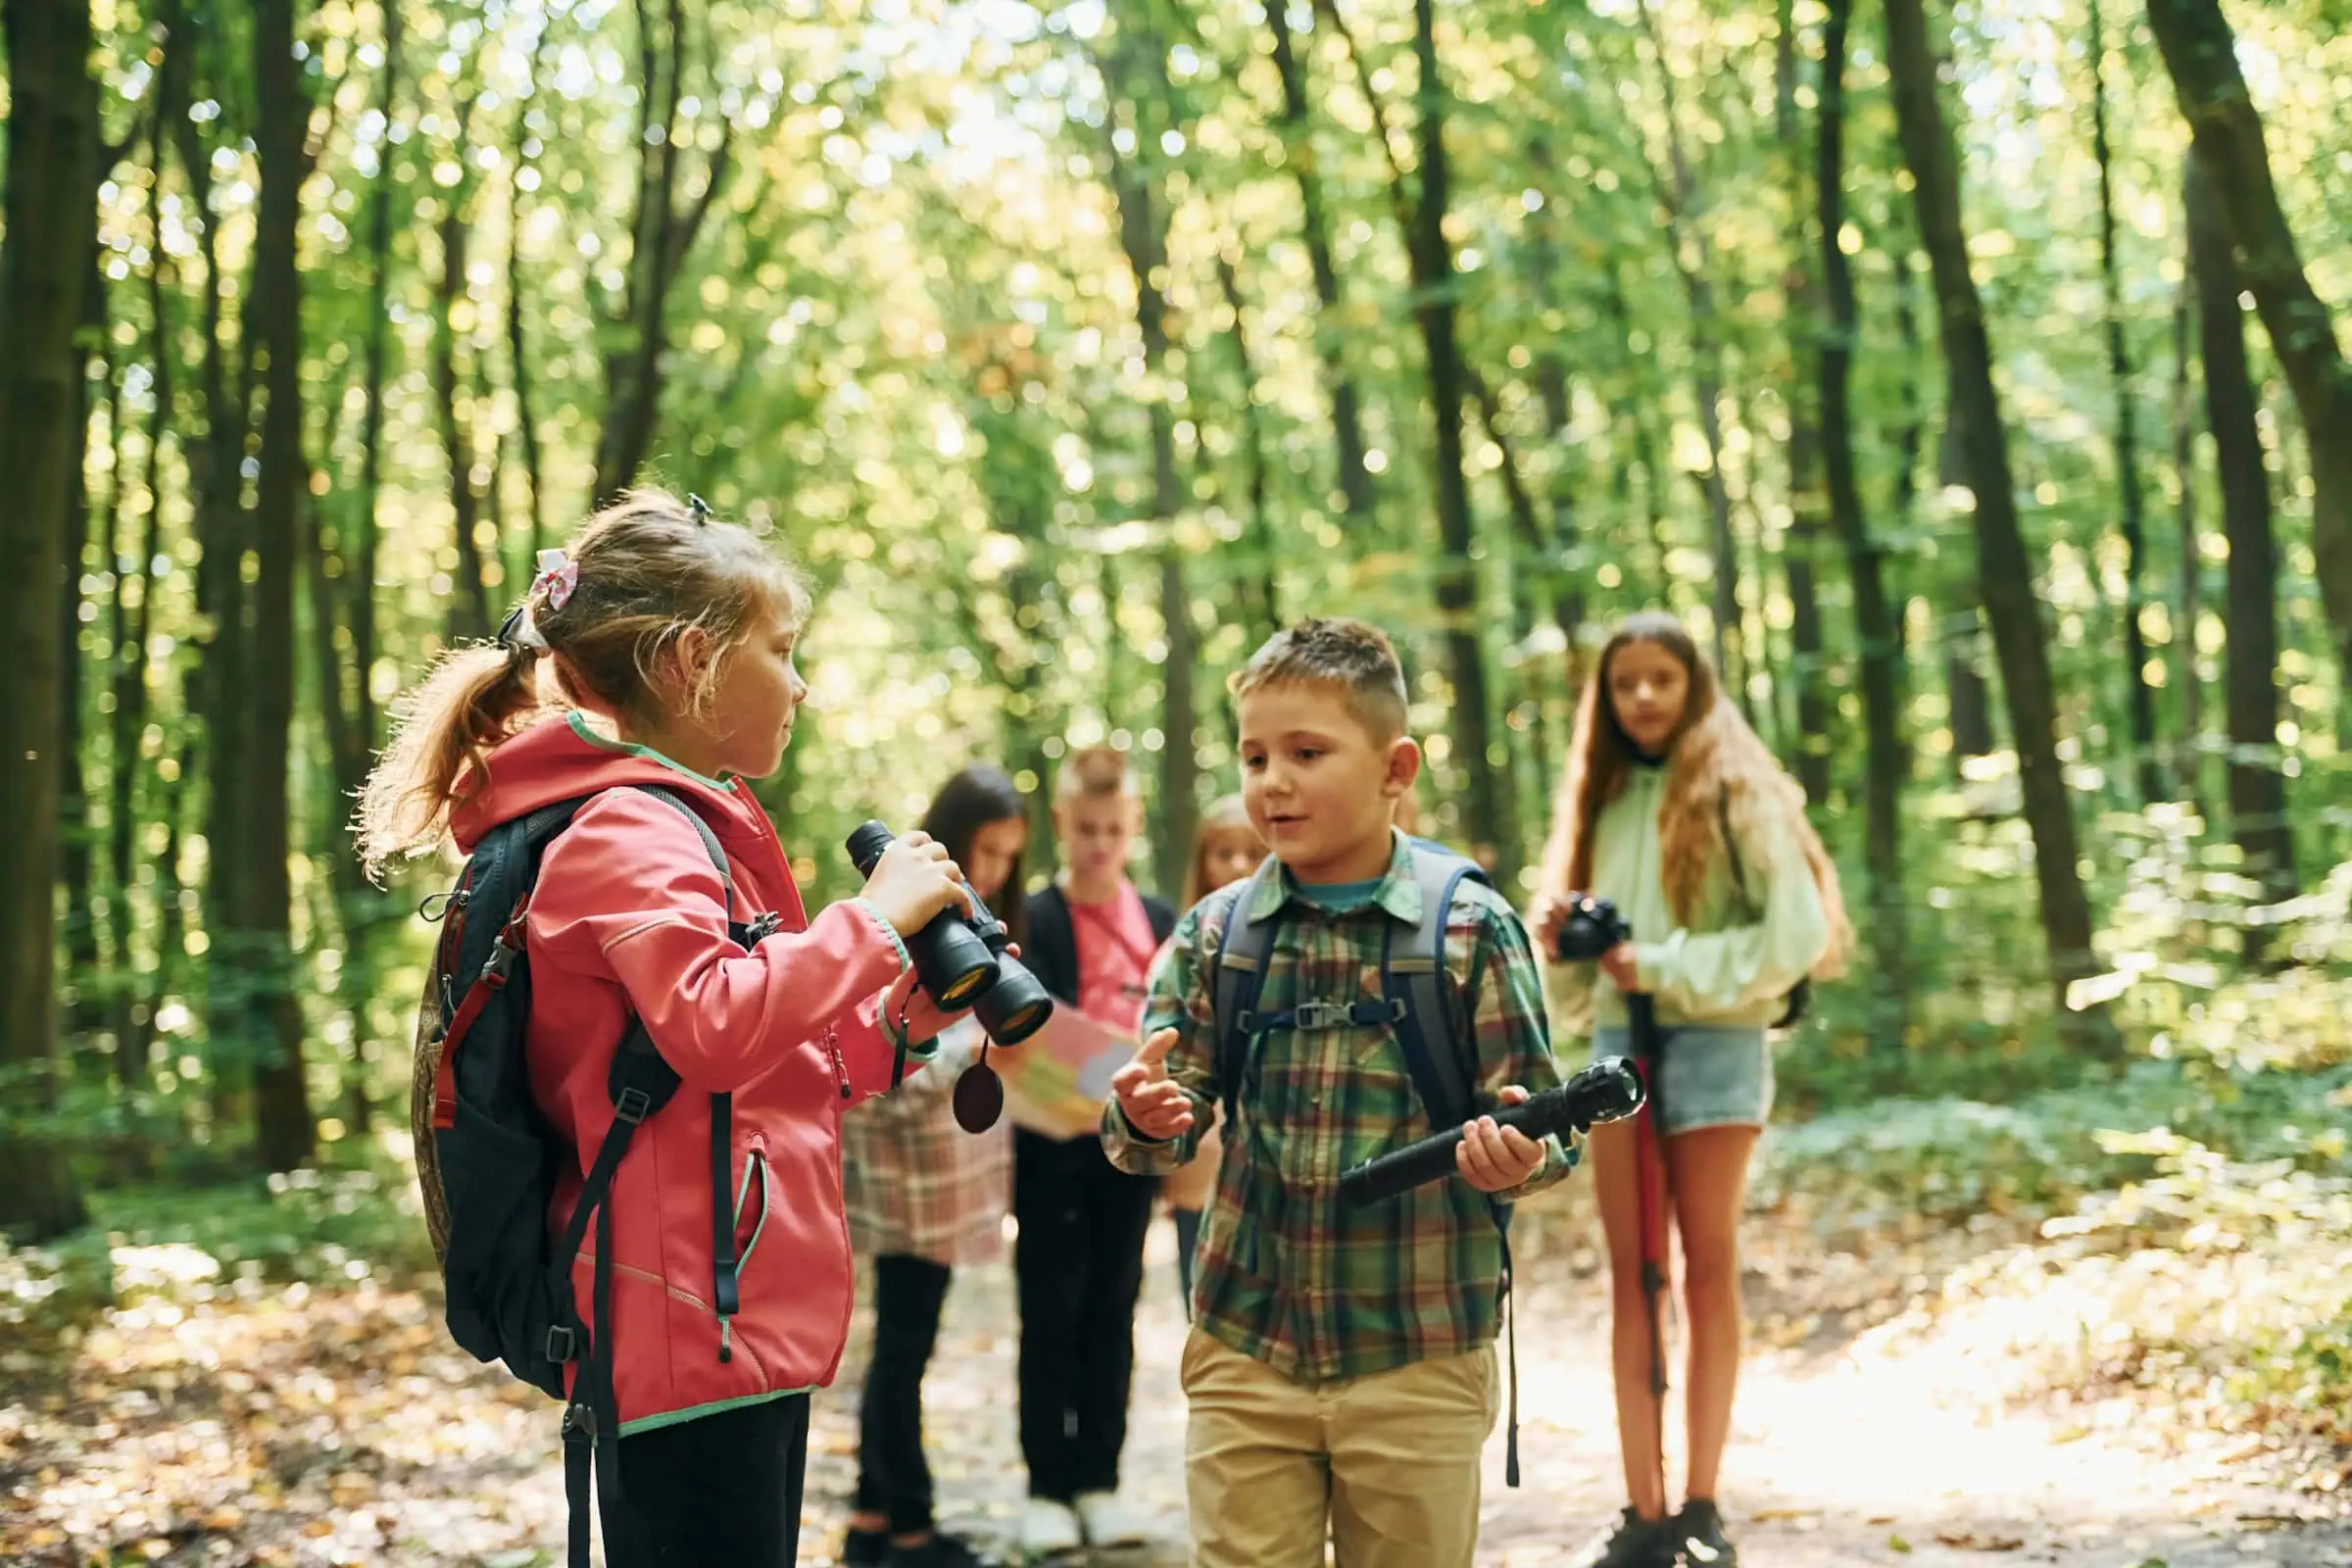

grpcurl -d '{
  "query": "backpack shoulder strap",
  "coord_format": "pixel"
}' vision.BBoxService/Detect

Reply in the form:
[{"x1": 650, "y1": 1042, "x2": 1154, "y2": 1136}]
[
  {"x1": 1210, "y1": 856, "x2": 1287, "y2": 1133},
  {"x1": 1381, "y1": 838, "x2": 1492, "y2": 1137}
]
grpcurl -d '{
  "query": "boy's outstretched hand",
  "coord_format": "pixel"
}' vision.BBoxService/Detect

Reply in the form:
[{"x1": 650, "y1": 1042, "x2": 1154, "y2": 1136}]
[
  {"x1": 1457, "y1": 1086, "x2": 1545, "y2": 1192},
  {"x1": 1111, "y1": 1027, "x2": 1204, "y2": 1142}
]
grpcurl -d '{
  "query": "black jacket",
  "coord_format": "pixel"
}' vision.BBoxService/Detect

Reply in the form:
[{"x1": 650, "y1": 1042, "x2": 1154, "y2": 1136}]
[{"x1": 1023, "y1": 883, "x2": 1178, "y2": 1008}]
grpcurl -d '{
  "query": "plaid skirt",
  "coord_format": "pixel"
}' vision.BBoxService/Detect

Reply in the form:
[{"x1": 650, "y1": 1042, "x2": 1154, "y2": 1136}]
[{"x1": 840, "y1": 1016, "x2": 1013, "y2": 1266}]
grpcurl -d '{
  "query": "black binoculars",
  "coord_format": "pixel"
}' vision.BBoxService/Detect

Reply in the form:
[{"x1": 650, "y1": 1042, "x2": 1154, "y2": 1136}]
[
  {"x1": 846, "y1": 821, "x2": 1055, "y2": 1047},
  {"x1": 1337, "y1": 1057, "x2": 1645, "y2": 1207},
  {"x1": 1551, "y1": 893, "x2": 1632, "y2": 963}
]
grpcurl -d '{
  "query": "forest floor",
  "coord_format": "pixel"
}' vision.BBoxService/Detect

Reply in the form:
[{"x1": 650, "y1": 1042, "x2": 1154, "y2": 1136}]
[{"x1": 2, "y1": 1181, "x2": 2346, "y2": 1568}]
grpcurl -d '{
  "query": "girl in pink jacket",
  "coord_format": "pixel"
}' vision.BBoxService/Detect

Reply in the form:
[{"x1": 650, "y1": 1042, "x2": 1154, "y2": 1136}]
[{"x1": 359, "y1": 490, "x2": 977, "y2": 1567}]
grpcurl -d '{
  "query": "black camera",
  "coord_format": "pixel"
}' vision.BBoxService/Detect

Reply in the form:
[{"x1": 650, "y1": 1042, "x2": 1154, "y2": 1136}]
[
  {"x1": 1551, "y1": 893, "x2": 1631, "y2": 962},
  {"x1": 1338, "y1": 1058, "x2": 1645, "y2": 1207},
  {"x1": 846, "y1": 821, "x2": 1055, "y2": 1047}
]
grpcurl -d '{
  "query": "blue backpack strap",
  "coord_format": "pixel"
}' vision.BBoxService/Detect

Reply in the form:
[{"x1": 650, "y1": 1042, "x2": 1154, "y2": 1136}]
[
  {"x1": 1381, "y1": 837, "x2": 1492, "y2": 1140},
  {"x1": 1385, "y1": 835, "x2": 1524, "y2": 1486},
  {"x1": 1210, "y1": 855, "x2": 1288, "y2": 1135}
]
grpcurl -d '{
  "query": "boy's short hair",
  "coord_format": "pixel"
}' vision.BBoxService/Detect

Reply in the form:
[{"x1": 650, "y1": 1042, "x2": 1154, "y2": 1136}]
[
  {"x1": 1054, "y1": 744, "x2": 1137, "y2": 802},
  {"x1": 1229, "y1": 618, "x2": 1409, "y2": 742}
]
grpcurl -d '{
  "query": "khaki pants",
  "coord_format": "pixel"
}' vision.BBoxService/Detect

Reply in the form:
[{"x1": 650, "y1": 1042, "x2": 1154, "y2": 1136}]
[{"x1": 1181, "y1": 1329, "x2": 1499, "y2": 1568}]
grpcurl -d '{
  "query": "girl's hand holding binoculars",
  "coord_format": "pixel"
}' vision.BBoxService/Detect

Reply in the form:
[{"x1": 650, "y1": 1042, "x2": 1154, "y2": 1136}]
[
  {"x1": 1598, "y1": 942, "x2": 1641, "y2": 992},
  {"x1": 881, "y1": 942, "x2": 1027, "y2": 1048},
  {"x1": 862, "y1": 830, "x2": 976, "y2": 938}
]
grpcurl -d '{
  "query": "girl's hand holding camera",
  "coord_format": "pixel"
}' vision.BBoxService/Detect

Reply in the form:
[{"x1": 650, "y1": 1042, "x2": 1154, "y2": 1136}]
[
  {"x1": 1112, "y1": 1028, "x2": 1201, "y2": 1142},
  {"x1": 1456, "y1": 1086, "x2": 1546, "y2": 1191}
]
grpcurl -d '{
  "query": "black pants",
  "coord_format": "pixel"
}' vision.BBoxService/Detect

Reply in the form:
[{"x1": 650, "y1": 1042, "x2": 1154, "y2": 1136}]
[
  {"x1": 599, "y1": 1392, "x2": 809, "y2": 1567},
  {"x1": 1012, "y1": 1128, "x2": 1158, "y2": 1503},
  {"x1": 1172, "y1": 1203, "x2": 1203, "y2": 1318},
  {"x1": 853, "y1": 1252, "x2": 954, "y2": 1536}
]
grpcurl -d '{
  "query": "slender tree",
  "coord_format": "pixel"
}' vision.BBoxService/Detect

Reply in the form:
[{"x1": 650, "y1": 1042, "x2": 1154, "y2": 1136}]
[
  {"x1": 2184, "y1": 156, "x2": 2295, "y2": 961},
  {"x1": 0, "y1": 0, "x2": 99, "y2": 1239},
  {"x1": 2147, "y1": 0, "x2": 2352, "y2": 694},
  {"x1": 1885, "y1": 0, "x2": 2106, "y2": 1022},
  {"x1": 2089, "y1": 0, "x2": 2167, "y2": 804},
  {"x1": 1816, "y1": 0, "x2": 1908, "y2": 1016}
]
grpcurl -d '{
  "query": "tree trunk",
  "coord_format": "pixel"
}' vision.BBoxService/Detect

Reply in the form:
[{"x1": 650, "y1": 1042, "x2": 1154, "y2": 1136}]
[
  {"x1": 0, "y1": 0, "x2": 97, "y2": 1240},
  {"x1": 508, "y1": 28, "x2": 549, "y2": 566},
  {"x1": 1635, "y1": 0, "x2": 1745, "y2": 704},
  {"x1": 594, "y1": 0, "x2": 734, "y2": 507},
  {"x1": 98, "y1": 305, "x2": 141, "y2": 1082},
  {"x1": 1885, "y1": 0, "x2": 2106, "y2": 1021},
  {"x1": 2147, "y1": 0, "x2": 2352, "y2": 694},
  {"x1": 2184, "y1": 156, "x2": 2295, "y2": 961},
  {"x1": 1321, "y1": 0, "x2": 1519, "y2": 878},
  {"x1": 1523, "y1": 136, "x2": 1592, "y2": 691},
  {"x1": 246, "y1": 0, "x2": 317, "y2": 1172},
  {"x1": 1213, "y1": 254, "x2": 1281, "y2": 646},
  {"x1": 1263, "y1": 0, "x2": 1377, "y2": 528},
  {"x1": 58, "y1": 279, "x2": 103, "y2": 1040},
  {"x1": 2172, "y1": 279, "x2": 2207, "y2": 808},
  {"x1": 1776, "y1": 0, "x2": 1833, "y2": 802},
  {"x1": 117, "y1": 102, "x2": 177, "y2": 1082},
  {"x1": 173, "y1": 18, "x2": 257, "y2": 1130},
  {"x1": 433, "y1": 116, "x2": 493, "y2": 643},
  {"x1": 1410, "y1": 0, "x2": 1514, "y2": 877},
  {"x1": 1607, "y1": 262, "x2": 1675, "y2": 606},
  {"x1": 356, "y1": 0, "x2": 396, "y2": 759},
  {"x1": 1097, "y1": 28, "x2": 1200, "y2": 897},
  {"x1": 2090, "y1": 0, "x2": 2167, "y2": 805},
  {"x1": 1817, "y1": 0, "x2": 1909, "y2": 1019},
  {"x1": 1936, "y1": 373, "x2": 1998, "y2": 770},
  {"x1": 1889, "y1": 241, "x2": 1926, "y2": 665}
]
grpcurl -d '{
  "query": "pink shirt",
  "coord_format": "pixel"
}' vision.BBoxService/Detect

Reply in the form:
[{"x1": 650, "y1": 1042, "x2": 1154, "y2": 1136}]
[{"x1": 1069, "y1": 880, "x2": 1157, "y2": 1033}]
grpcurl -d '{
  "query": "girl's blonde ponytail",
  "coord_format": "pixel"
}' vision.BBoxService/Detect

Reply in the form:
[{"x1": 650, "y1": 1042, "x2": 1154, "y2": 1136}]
[{"x1": 356, "y1": 641, "x2": 546, "y2": 879}]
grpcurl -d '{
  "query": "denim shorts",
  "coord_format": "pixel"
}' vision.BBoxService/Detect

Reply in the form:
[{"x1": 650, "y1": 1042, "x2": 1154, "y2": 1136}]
[{"x1": 1591, "y1": 1023, "x2": 1772, "y2": 1135}]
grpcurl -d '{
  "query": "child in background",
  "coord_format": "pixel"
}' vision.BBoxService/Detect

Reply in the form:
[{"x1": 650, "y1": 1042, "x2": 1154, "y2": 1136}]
[
  {"x1": 840, "y1": 766, "x2": 1031, "y2": 1568},
  {"x1": 1159, "y1": 796, "x2": 1265, "y2": 1311},
  {"x1": 1104, "y1": 618, "x2": 1575, "y2": 1568},
  {"x1": 359, "y1": 491, "x2": 975, "y2": 1568},
  {"x1": 1011, "y1": 747, "x2": 1175, "y2": 1557},
  {"x1": 1532, "y1": 612, "x2": 1847, "y2": 1568}
]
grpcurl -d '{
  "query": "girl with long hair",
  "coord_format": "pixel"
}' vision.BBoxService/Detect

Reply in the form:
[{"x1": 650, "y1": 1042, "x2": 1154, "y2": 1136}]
[
  {"x1": 1530, "y1": 612, "x2": 1850, "y2": 1568},
  {"x1": 838, "y1": 765, "x2": 1031, "y2": 1568}
]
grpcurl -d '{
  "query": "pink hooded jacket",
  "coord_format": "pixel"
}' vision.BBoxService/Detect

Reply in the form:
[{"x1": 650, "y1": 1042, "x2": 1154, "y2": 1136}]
[{"x1": 450, "y1": 713, "x2": 918, "y2": 1435}]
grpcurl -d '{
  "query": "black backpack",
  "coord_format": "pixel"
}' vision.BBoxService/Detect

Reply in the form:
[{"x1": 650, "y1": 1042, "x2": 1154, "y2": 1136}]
[
  {"x1": 1207, "y1": 837, "x2": 1531, "y2": 1487},
  {"x1": 410, "y1": 784, "x2": 777, "y2": 1568}
]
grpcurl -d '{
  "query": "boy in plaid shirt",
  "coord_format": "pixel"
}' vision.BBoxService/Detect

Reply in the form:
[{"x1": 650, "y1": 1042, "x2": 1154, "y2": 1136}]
[{"x1": 1103, "y1": 618, "x2": 1575, "y2": 1568}]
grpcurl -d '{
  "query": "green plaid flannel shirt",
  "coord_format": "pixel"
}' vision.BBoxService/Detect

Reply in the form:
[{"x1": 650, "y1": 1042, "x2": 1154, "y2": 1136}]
[{"x1": 1102, "y1": 833, "x2": 1575, "y2": 1384}]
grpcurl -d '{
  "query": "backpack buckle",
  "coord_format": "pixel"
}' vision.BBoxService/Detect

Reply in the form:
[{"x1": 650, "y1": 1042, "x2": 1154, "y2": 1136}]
[
  {"x1": 480, "y1": 941, "x2": 520, "y2": 988},
  {"x1": 1290, "y1": 1001, "x2": 1352, "y2": 1030},
  {"x1": 614, "y1": 1087, "x2": 653, "y2": 1124},
  {"x1": 545, "y1": 1325, "x2": 577, "y2": 1364},
  {"x1": 561, "y1": 1403, "x2": 597, "y2": 1442}
]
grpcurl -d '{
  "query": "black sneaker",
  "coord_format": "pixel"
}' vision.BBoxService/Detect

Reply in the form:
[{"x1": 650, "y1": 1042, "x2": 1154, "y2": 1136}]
[
  {"x1": 1674, "y1": 1499, "x2": 1740, "y2": 1568},
  {"x1": 884, "y1": 1533, "x2": 991, "y2": 1568},
  {"x1": 1576, "y1": 1508, "x2": 1679, "y2": 1568},
  {"x1": 843, "y1": 1524, "x2": 890, "y2": 1568}
]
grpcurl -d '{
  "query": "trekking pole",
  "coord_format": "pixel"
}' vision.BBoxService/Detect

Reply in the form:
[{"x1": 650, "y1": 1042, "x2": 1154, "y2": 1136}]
[{"x1": 1625, "y1": 986, "x2": 1669, "y2": 1497}]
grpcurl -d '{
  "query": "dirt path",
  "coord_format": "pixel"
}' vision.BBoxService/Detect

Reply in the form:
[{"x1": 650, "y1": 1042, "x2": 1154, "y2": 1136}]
[{"x1": 3, "y1": 1212, "x2": 2344, "y2": 1566}]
